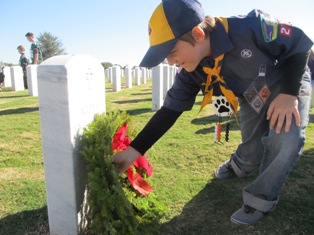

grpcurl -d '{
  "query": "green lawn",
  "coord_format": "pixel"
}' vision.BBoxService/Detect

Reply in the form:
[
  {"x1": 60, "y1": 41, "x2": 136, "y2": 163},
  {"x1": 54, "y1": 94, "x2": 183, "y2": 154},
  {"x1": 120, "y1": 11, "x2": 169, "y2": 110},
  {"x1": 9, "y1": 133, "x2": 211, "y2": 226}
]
[{"x1": 0, "y1": 79, "x2": 313, "y2": 235}]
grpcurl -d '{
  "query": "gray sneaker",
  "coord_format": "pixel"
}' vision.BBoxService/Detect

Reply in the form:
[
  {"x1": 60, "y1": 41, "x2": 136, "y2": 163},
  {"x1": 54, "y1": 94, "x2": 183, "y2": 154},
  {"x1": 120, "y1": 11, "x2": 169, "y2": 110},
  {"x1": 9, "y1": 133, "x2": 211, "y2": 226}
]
[
  {"x1": 230, "y1": 205, "x2": 266, "y2": 225},
  {"x1": 215, "y1": 159, "x2": 237, "y2": 179}
]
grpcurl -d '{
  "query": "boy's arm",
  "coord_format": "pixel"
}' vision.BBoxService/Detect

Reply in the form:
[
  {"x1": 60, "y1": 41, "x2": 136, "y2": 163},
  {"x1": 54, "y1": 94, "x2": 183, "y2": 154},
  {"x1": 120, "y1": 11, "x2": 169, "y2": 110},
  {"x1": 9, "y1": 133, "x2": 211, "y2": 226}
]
[{"x1": 113, "y1": 106, "x2": 182, "y2": 173}]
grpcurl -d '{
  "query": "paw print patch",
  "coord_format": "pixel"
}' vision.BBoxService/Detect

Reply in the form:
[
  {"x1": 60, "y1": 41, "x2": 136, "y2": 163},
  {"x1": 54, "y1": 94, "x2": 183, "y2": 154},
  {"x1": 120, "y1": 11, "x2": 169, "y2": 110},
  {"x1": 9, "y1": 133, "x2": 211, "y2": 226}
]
[{"x1": 212, "y1": 96, "x2": 233, "y2": 117}]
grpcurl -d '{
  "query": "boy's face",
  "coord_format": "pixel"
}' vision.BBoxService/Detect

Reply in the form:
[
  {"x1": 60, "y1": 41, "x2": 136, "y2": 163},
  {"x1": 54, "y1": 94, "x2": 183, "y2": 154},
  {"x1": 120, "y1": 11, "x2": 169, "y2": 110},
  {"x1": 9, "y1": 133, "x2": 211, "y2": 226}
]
[
  {"x1": 18, "y1": 48, "x2": 24, "y2": 54},
  {"x1": 166, "y1": 40, "x2": 203, "y2": 72}
]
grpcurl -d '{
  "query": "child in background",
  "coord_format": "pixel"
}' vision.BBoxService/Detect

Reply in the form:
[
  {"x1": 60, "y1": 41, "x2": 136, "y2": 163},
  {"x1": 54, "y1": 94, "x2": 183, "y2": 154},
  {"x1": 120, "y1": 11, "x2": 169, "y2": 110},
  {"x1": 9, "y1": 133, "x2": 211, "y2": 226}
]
[{"x1": 17, "y1": 45, "x2": 29, "y2": 89}]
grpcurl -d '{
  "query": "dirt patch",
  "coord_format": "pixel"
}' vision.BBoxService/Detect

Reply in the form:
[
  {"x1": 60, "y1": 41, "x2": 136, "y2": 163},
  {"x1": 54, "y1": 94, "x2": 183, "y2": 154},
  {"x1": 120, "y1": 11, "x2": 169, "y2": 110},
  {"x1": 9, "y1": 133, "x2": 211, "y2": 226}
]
[{"x1": 0, "y1": 168, "x2": 44, "y2": 181}]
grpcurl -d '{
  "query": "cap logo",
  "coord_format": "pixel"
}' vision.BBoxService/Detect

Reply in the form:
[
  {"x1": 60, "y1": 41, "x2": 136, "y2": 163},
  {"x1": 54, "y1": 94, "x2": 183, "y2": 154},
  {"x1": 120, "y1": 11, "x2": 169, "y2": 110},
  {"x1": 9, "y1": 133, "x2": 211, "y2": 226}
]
[
  {"x1": 148, "y1": 25, "x2": 152, "y2": 36},
  {"x1": 149, "y1": 3, "x2": 175, "y2": 46}
]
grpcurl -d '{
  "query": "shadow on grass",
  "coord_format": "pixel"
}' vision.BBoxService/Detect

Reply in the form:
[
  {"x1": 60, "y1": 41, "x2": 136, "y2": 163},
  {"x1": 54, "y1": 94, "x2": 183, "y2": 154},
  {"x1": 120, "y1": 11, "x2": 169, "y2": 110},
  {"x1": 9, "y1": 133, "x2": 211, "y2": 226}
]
[
  {"x1": 192, "y1": 115, "x2": 239, "y2": 135},
  {"x1": 131, "y1": 92, "x2": 152, "y2": 96},
  {"x1": 310, "y1": 113, "x2": 314, "y2": 123},
  {"x1": 159, "y1": 149, "x2": 314, "y2": 235},
  {"x1": 126, "y1": 108, "x2": 153, "y2": 116},
  {"x1": 0, "y1": 107, "x2": 39, "y2": 116},
  {"x1": 112, "y1": 98, "x2": 152, "y2": 104},
  {"x1": 0, "y1": 206, "x2": 49, "y2": 235}
]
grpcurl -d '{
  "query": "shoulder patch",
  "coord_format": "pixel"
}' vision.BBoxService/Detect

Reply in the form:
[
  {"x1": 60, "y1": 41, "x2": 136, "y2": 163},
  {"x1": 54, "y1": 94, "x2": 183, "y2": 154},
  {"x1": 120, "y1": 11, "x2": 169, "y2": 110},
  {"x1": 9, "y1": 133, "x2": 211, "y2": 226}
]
[
  {"x1": 260, "y1": 12, "x2": 279, "y2": 42},
  {"x1": 279, "y1": 21, "x2": 293, "y2": 38}
]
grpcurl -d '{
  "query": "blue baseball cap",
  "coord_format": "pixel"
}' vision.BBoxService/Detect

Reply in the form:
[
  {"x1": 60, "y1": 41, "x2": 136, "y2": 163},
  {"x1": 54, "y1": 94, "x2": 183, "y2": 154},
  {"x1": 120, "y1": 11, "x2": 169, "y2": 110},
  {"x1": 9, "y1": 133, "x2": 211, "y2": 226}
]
[{"x1": 139, "y1": 0, "x2": 205, "y2": 68}]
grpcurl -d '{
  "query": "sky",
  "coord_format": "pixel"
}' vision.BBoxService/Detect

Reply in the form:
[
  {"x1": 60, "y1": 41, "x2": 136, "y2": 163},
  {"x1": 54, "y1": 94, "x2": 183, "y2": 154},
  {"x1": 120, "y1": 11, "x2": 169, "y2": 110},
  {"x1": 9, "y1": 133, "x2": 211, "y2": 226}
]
[{"x1": 1, "y1": 0, "x2": 314, "y2": 67}]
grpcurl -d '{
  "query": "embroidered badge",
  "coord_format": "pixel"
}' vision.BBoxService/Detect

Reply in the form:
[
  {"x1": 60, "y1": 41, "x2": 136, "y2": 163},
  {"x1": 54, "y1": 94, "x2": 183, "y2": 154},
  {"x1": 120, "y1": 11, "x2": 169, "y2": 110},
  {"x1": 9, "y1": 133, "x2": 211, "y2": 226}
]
[
  {"x1": 260, "y1": 14, "x2": 278, "y2": 42},
  {"x1": 279, "y1": 24, "x2": 292, "y2": 37},
  {"x1": 243, "y1": 65, "x2": 271, "y2": 113},
  {"x1": 241, "y1": 49, "x2": 253, "y2": 59}
]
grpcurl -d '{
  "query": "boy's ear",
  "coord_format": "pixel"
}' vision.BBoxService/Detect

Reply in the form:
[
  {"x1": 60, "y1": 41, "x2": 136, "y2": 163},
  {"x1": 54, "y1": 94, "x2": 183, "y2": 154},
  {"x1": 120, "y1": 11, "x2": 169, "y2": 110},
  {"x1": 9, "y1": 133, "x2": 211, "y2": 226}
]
[{"x1": 192, "y1": 26, "x2": 205, "y2": 41}]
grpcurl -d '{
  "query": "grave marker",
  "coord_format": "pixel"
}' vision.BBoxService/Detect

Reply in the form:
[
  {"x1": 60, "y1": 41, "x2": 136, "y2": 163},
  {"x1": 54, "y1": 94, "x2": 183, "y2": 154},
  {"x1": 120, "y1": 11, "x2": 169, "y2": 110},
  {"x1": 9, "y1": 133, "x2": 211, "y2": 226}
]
[
  {"x1": 141, "y1": 68, "x2": 147, "y2": 84},
  {"x1": 26, "y1": 64, "x2": 38, "y2": 96},
  {"x1": 152, "y1": 65, "x2": 163, "y2": 111},
  {"x1": 135, "y1": 67, "x2": 141, "y2": 86},
  {"x1": 10, "y1": 66, "x2": 24, "y2": 91},
  {"x1": 125, "y1": 66, "x2": 132, "y2": 88},
  {"x1": 3, "y1": 66, "x2": 12, "y2": 87},
  {"x1": 162, "y1": 64, "x2": 170, "y2": 99},
  {"x1": 37, "y1": 55, "x2": 106, "y2": 235},
  {"x1": 112, "y1": 65, "x2": 121, "y2": 92}
]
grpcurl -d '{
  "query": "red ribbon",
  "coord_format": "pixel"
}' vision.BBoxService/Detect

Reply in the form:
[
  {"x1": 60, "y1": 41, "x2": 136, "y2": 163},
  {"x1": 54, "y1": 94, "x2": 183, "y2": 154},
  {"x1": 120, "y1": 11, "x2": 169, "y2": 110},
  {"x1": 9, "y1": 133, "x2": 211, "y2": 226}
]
[{"x1": 112, "y1": 122, "x2": 153, "y2": 196}]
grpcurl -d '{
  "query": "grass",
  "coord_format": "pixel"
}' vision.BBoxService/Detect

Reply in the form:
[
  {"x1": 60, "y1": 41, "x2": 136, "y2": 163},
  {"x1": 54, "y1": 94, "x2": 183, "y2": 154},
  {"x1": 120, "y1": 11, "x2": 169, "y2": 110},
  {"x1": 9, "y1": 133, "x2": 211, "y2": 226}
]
[{"x1": 0, "y1": 79, "x2": 314, "y2": 234}]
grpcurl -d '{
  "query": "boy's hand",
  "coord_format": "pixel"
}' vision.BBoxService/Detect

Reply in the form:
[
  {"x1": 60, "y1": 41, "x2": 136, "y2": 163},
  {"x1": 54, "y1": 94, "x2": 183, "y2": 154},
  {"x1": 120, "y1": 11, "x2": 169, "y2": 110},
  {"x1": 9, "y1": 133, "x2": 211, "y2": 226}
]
[
  {"x1": 267, "y1": 93, "x2": 300, "y2": 134},
  {"x1": 112, "y1": 146, "x2": 141, "y2": 174}
]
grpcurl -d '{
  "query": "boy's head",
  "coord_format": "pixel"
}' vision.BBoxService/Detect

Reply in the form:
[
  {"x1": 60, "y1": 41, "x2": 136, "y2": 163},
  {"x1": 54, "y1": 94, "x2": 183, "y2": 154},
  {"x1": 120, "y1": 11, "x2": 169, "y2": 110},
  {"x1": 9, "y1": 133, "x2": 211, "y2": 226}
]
[
  {"x1": 17, "y1": 45, "x2": 25, "y2": 54},
  {"x1": 140, "y1": 0, "x2": 205, "y2": 68},
  {"x1": 25, "y1": 32, "x2": 35, "y2": 42}
]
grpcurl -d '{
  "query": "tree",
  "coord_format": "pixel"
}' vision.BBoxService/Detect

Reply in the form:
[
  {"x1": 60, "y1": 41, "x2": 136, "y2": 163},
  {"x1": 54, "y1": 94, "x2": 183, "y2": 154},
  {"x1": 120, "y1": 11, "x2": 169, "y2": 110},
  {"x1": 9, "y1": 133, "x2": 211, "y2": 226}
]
[
  {"x1": 37, "y1": 32, "x2": 66, "y2": 60},
  {"x1": 101, "y1": 62, "x2": 113, "y2": 69}
]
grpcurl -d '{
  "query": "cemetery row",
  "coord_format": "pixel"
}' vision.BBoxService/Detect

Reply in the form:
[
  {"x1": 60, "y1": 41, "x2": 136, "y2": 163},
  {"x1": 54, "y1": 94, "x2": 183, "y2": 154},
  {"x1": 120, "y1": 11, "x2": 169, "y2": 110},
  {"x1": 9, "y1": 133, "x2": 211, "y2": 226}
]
[{"x1": 1, "y1": 63, "x2": 178, "y2": 111}]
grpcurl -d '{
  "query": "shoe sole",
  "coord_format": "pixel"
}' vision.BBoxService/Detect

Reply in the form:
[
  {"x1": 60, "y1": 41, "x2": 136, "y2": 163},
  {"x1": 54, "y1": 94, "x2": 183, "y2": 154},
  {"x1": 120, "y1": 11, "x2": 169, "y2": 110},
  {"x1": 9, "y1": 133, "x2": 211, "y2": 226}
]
[{"x1": 230, "y1": 216, "x2": 251, "y2": 225}]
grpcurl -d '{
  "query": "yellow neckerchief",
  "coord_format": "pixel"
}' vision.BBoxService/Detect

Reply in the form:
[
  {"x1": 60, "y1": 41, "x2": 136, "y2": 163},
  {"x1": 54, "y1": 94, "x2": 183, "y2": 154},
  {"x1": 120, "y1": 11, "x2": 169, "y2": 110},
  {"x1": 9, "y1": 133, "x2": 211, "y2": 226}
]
[{"x1": 199, "y1": 17, "x2": 239, "y2": 124}]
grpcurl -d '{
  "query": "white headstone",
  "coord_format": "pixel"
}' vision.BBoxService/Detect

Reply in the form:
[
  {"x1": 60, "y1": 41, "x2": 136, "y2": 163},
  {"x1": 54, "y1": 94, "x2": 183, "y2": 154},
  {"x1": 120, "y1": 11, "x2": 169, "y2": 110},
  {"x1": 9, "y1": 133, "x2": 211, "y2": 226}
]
[
  {"x1": 37, "y1": 55, "x2": 106, "y2": 235},
  {"x1": 141, "y1": 68, "x2": 147, "y2": 84},
  {"x1": 26, "y1": 65, "x2": 38, "y2": 96},
  {"x1": 109, "y1": 67, "x2": 113, "y2": 83},
  {"x1": 112, "y1": 65, "x2": 121, "y2": 92},
  {"x1": 152, "y1": 65, "x2": 163, "y2": 111},
  {"x1": 169, "y1": 66, "x2": 175, "y2": 86},
  {"x1": 162, "y1": 64, "x2": 170, "y2": 99},
  {"x1": 10, "y1": 66, "x2": 24, "y2": 91},
  {"x1": 3, "y1": 66, "x2": 12, "y2": 87},
  {"x1": 135, "y1": 67, "x2": 141, "y2": 86},
  {"x1": 105, "y1": 68, "x2": 109, "y2": 81},
  {"x1": 125, "y1": 66, "x2": 132, "y2": 88}
]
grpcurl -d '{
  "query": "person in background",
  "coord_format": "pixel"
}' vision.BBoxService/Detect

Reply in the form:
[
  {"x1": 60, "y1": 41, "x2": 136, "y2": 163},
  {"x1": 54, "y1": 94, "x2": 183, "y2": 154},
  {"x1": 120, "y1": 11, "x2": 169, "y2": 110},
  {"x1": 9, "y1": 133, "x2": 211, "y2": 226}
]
[
  {"x1": 112, "y1": 0, "x2": 313, "y2": 225},
  {"x1": 25, "y1": 32, "x2": 43, "y2": 64},
  {"x1": 17, "y1": 45, "x2": 29, "y2": 89}
]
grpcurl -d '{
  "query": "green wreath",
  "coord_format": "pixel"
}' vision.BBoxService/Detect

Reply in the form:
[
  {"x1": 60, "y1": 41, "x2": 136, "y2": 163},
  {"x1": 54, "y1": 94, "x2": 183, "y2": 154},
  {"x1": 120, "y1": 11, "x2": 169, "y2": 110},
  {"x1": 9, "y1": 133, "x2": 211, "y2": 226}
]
[{"x1": 80, "y1": 111, "x2": 167, "y2": 234}]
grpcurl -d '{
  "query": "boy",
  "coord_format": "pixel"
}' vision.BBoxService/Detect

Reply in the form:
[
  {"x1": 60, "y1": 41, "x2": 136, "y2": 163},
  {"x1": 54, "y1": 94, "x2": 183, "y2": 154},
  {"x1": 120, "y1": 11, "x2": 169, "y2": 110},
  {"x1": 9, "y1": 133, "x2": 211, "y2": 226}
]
[
  {"x1": 113, "y1": 0, "x2": 313, "y2": 225},
  {"x1": 25, "y1": 32, "x2": 43, "y2": 64},
  {"x1": 17, "y1": 45, "x2": 29, "y2": 89}
]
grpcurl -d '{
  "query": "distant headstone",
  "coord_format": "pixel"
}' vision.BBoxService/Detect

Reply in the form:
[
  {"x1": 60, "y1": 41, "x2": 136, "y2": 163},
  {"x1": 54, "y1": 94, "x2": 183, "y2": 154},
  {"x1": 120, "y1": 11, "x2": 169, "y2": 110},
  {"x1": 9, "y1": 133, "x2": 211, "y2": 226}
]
[
  {"x1": 37, "y1": 55, "x2": 106, "y2": 235},
  {"x1": 152, "y1": 65, "x2": 163, "y2": 111},
  {"x1": 3, "y1": 66, "x2": 12, "y2": 87},
  {"x1": 10, "y1": 66, "x2": 24, "y2": 91},
  {"x1": 162, "y1": 64, "x2": 170, "y2": 99},
  {"x1": 125, "y1": 66, "x2": 132, "y2": 88},
  {"x1": 141, "y1": 68, "x2": 147, "y2": 84},
  {"x1": 169, "y1": 66, "x2": 176, "y2": 86},
  {"x1": 112, "y1": 65, "x2": 121, "y2": 92},
  {"x1": 105, "y1": 68, "x2": 109, "y2": 81},
  {"x1": 109, "y1": 67, "x2": 113, "y2": 83},
  {"x1": 26, "y1": 65, "x2": 38, "y2": 96},
  {"x1": 135, "y1": 67, "x2": 141, "y2": 86}
]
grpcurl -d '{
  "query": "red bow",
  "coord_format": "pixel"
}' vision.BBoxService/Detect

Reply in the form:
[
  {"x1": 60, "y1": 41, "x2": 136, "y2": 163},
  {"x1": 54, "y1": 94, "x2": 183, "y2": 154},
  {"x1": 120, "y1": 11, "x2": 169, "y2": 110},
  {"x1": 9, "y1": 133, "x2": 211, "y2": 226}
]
[{"x1": 112, "y1": 122, "x2": 153, "y2": 196}]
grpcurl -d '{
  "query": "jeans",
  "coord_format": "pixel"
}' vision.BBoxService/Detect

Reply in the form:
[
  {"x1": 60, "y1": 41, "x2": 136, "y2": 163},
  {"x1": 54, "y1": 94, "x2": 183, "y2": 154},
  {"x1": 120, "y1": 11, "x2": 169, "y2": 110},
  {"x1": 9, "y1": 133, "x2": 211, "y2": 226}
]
[{"x1": 230, "y1": 71, "x2": 312, "y2": 213}]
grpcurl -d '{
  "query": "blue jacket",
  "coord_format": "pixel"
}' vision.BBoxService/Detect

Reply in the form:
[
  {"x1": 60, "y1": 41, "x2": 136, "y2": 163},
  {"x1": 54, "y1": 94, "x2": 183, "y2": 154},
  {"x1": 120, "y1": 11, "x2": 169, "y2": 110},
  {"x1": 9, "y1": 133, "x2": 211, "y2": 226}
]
[{"x1": 164, "y1": 9, "x2": 313, "y2": 112}]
